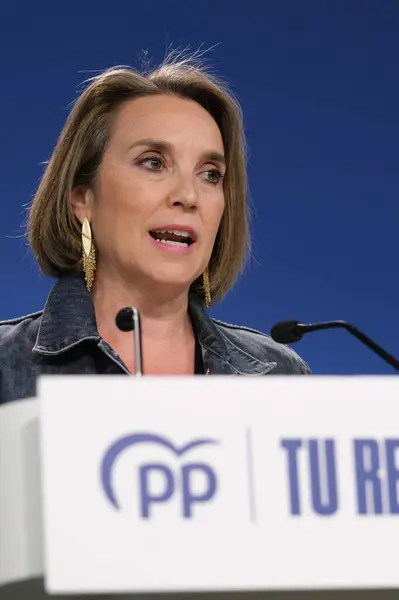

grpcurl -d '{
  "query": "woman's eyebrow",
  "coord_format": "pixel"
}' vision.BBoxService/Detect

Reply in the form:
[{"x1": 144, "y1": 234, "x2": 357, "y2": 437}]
[
  {"x1": 202, "y1": 151, "x2": 226, "y2": 166},
  {"x1": 128, "y1": 138, "x2": 225, "y2": 165},
  {"x1": 128, "y1": 138, "x2": 171, "y2": 154}
]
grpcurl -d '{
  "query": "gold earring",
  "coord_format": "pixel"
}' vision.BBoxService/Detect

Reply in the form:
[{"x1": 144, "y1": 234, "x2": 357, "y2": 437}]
[
  {"x1": 203, "y1": 266, "x2": 212, "y2": 308},
  {"x1": 82, "y1": 217, "x2": 96, "y2": 292}
]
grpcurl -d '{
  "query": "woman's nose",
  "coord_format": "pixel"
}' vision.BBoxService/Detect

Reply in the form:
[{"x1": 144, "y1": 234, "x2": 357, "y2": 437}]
[{"x1": 168, "y1": 173, "x2": 198, "y2": 210}]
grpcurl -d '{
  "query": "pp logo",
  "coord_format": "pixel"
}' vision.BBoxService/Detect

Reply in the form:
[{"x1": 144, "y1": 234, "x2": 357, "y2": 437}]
[{"x1": 101, "y1": 433, "x2": 218, "y2": 518}]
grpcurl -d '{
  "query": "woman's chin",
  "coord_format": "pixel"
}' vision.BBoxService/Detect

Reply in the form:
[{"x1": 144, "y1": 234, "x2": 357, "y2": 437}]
[
  {"x1": 145, "y1": 266, "x2": 199, "y2": 287},
  {"x1": 142, "y1": 272, "x2": 194, "y2": 295}
]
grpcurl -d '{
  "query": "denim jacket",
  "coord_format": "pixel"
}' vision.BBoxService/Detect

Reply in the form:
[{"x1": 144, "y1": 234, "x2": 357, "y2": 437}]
[{"x1": 0, "y1": 276, "x2": 310, "y2": 404}]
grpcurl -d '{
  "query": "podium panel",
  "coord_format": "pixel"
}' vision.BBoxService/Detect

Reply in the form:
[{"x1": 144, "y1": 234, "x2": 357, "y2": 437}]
[
  {"x1": 0, "y1": 399, "x2": 43, "y2": 590},
  {"x1": 1, "y1": 375, "x2": 398, "y2": 598}
]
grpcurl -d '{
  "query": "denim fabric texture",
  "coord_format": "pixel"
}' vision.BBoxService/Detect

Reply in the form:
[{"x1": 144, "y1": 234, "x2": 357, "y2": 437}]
[{"x1": 0, "y1": 276, "x2": 310, "y2": 403}]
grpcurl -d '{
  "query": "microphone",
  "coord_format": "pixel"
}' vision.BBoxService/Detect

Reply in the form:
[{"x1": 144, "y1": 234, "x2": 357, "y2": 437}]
[
  {"x1": 115, "y1": 307, "x2": 143, "y2": 376},
  {"x1": 270, "y1": 319, "x2": 399, "y2": 372}
]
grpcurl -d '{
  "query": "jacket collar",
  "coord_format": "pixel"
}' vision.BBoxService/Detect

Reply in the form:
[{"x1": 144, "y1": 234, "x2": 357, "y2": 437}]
[
  {"x1": 33, "y1": 276, "x2": 269, "y2": 375},
  {"x1": 187, "y1": 295, "x2": 273, "y2": 375},
  {"x1": 33, "y1": 276, "x2": 100, "y2": 355}
]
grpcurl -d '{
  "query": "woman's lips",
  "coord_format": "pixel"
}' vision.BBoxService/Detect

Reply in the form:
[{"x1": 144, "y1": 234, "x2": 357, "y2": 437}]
[{"x1": 147, "y1": 233, "x2": 195, "y2": 254}]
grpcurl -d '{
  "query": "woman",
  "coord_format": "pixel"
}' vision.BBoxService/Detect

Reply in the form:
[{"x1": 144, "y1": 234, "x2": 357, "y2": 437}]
[{"x1": 0, "y1": 56, "x2": 310, "y2": 404}]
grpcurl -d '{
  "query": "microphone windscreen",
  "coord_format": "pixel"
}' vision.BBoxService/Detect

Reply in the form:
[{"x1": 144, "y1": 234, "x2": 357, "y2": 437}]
[
  {"x1": 270, "y1": 320, "x2": 301, "y2": 344},
  {"x1": 115, "y1": 307, "x2": 135, "y2": 332}
]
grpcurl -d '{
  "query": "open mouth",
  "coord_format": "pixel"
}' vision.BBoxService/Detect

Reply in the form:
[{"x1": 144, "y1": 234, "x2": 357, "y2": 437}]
[{"x1": 149, "y1": 229, "x2": 195, "y2": 248}]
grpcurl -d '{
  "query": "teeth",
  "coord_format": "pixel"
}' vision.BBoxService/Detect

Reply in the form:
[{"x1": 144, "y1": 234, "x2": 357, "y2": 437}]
[
  {"x1": 153, "y1": 229, "x2": 190, "y2": 238},
  {"x1": 155, "y1": 239, "x2": 188, "y2": 247}
]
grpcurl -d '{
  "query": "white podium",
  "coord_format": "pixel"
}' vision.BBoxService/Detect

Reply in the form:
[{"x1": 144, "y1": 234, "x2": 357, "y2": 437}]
[{"x1": 1, "y1": 375, "x2": 398, "y2": 599}]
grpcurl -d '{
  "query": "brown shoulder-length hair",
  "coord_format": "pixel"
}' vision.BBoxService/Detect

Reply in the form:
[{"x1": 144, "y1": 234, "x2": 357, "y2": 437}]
[{"x1": 28, "y1": 53, "x2": 250, "y2": 303}]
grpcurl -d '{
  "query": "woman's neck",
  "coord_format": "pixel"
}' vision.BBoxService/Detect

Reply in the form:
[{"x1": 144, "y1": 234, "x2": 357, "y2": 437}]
[{"x1": 91, "y1": 269, "x2": 195, "y2": 374}]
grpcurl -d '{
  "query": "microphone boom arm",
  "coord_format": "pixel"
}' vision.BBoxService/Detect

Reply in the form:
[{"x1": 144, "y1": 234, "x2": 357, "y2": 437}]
[{"x1": 294, "y1": 320, "x2": 399, "y2": 371}]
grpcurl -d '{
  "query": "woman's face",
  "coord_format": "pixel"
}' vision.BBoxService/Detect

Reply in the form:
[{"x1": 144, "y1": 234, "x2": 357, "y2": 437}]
[{"x1": 72, "y1": 94, "x2": 226, "y2": 295}]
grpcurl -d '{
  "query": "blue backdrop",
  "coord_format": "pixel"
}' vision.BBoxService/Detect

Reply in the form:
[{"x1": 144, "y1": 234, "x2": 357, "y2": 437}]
[{"x1": 1, "y1": 1, "x2": 398, "y2": 375}]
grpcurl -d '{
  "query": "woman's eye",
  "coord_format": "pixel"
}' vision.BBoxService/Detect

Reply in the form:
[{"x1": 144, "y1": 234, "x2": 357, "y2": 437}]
[
  {"x1": 138, "y1": 155, "x2": 164, "y2": 170},
  {"x1": 202, "y1": 169, "x2": 224, "y2": 184}
]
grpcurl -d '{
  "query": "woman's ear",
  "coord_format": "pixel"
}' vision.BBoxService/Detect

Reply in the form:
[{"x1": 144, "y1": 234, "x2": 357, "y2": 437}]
[{"x1": 70, "y1": 187, "x2": 94, "y2": 224}]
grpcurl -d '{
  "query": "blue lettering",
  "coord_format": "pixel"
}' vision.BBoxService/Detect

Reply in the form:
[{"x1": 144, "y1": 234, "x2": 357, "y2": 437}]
[
  {"x1": 139, "y1": 464, "x2": 174, "y2": 518},
  {"x1": 354, "y1": 440, "x2": 383, "y2": 514},
  {"x1": 309, "y1": 439, "x2": 338, "y2": 515},
  {"x1": 281, "y1": 439, "x2": 302, "y2": 515},
  {"x1": 181, "y1": 464, "x2": 217, "y2": 518},
  {"x1": 386, "y1": 439, "x2": 399, "y2": 514}
]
